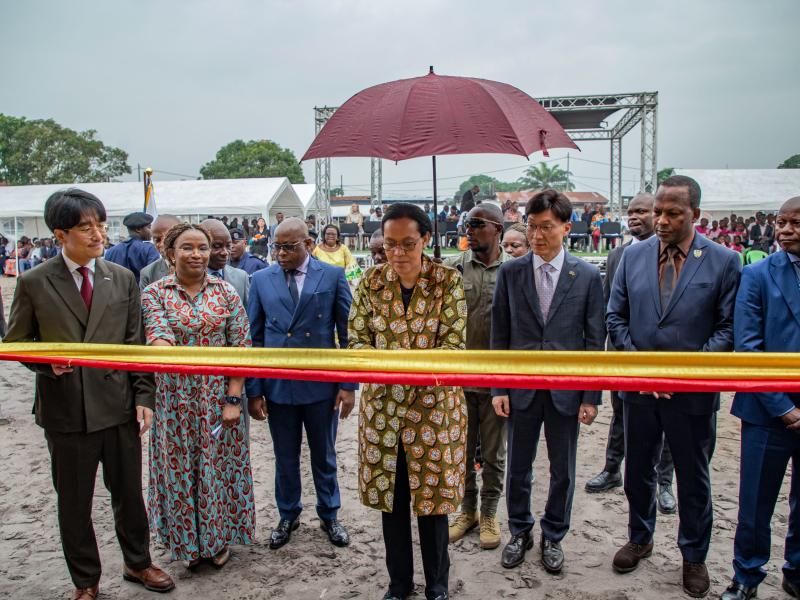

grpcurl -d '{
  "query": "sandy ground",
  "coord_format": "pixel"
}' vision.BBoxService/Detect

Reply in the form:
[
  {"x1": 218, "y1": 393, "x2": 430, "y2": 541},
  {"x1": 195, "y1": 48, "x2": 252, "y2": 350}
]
[{"x1": 0, "y1": 275, "x2": 794, "y2": 599}]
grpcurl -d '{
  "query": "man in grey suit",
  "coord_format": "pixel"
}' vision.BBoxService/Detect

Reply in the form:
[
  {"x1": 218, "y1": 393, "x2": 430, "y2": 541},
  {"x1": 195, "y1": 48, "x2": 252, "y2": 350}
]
[
  {"x1": 492, "y1": 189, "x2": 606, "y2": 573},
  {"x1": 138, "y1": 214, "x2": 180, "y2": 290},
  {"x1": 585, "y1": 193, "x2": 676, "y2": 514},
  {"x1": 4, "y1": 189, "x2": 174, "y2": 599},
  {"x1": 607, "y1": 175, "x2": 741, "y2": 598},
  {"x1": 200, "y1": 219, "x2": 249, "y2": 305}
]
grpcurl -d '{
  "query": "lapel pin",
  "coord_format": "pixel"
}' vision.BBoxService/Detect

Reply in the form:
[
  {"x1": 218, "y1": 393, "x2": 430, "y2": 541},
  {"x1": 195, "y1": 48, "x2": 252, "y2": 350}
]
[
  {"x1": 103, "y1": 276, "x2": 111, "y2": 280},
  {"x1": 569, "y1": 270, "x2": 576, "y2": 277},
  {"x1": 693, "y1": 249, "x2": 702, "y2": 258}
]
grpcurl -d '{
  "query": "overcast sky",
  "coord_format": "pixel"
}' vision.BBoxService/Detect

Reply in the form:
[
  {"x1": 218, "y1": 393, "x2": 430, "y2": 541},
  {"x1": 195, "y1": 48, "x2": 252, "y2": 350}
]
[{"x1": 2, "y1": 0, "x2": 798, "y2": 200}]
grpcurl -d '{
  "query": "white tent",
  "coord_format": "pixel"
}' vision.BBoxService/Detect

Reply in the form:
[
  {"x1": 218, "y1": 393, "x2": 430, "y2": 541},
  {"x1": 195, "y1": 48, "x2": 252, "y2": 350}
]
[
  {"x1": 674, "y1": 169, "x2": 800, "y2": 217},
  {"x1": 293, "y1": 183, "x2": 317, "y2": 215}
]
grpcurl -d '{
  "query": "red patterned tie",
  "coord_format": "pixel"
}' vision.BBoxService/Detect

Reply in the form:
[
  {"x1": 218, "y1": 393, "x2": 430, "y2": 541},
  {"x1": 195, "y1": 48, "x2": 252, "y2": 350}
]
[{"x1": 76, "y1": 266, "x2": 93, "y2": 310}]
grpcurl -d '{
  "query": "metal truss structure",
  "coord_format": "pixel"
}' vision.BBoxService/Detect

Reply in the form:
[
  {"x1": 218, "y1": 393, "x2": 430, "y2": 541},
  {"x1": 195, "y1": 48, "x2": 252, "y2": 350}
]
[
  {"x1": 537, "y1": 92, "x2": 658, "y2": 210},
  {"x1": 312, "y1": 91, "x2": 657, "y2": 217}
]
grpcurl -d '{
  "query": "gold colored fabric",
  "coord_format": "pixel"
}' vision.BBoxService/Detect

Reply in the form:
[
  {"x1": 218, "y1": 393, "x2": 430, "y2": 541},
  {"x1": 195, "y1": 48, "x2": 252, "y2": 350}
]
[{"x1": 348, "y1": 257, "x2": 468, "y2": 516}]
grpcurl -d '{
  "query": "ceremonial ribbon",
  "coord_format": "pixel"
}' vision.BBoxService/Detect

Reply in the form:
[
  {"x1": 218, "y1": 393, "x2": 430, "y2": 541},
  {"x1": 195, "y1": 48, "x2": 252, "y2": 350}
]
[{"x1": 1, "y1": 343, "x2": 799, "y2": 392}]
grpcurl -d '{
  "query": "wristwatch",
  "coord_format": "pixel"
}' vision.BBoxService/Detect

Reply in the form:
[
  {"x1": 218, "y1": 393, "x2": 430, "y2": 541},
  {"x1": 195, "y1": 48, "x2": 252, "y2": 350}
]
[{"x1": 224, "y1": 395, "x2": 242, "y2": 406}]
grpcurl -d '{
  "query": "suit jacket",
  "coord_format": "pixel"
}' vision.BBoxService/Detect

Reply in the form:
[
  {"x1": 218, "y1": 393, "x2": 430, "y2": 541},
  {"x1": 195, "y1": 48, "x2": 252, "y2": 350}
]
[
  {"x1": 245, "y1": 257, "x2": 356, "y2": 404},
  {"x1": 731, "y1": 251, "x2": 800, "y2": 426},
  {"x1": 219, "y1": 265, "x2": 249, "y2": 308},
  {"x1": 603, "y1": 239, "x2": 632, "y2": 306},
  {"x1": 491, "y1": 251, "x2": 606, "y2": 414},
  {"x1": 138, "y1": 257, "x2": 171, "y2": 290},
  {"x1": 606, "y1": 234, "x2": 741, "y2": 414},
  {"x1": 3, "y1": 255, "x2": 154, "y2": 433}
]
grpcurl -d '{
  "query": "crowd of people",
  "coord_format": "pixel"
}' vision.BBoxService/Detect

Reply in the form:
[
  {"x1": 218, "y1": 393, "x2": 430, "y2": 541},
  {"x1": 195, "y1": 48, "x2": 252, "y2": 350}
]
[{"x1": 2, "y1": 176, "x2": 800, "y2": 600}]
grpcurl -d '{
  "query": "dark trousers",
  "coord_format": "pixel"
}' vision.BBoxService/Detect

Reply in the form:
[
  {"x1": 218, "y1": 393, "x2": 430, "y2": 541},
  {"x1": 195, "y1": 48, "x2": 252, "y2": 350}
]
[
  {"x1": 267, "y1": 398, "x2": 341, "y2": 522},
  {"x1": 506, "y1": 390, "x2": 579, "y2": 541},
  {"x1": 382, "y1": 444, "x2": 449, "y2": 599},
  {"x1": 45, "y1": 421, "x2": 151, "y2": 588},
  {"x1": 733, "y1": 422, "x2": 800, "y2": 587},
  {"x1": 624, "y1": 399, "x2": 716, "y2": 563},
  {"x1": 463, "y1": 391, "x2": 507, "y2": 516},
  {"x1": 605, "y1": 391, "x2": 674, "y2": 485}
]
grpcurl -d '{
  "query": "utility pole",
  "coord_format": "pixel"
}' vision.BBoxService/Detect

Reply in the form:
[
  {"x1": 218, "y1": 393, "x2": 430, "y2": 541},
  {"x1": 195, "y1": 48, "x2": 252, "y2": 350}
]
[{"x1": 137, "y1": 163, "x2": 141, "y2": 182}]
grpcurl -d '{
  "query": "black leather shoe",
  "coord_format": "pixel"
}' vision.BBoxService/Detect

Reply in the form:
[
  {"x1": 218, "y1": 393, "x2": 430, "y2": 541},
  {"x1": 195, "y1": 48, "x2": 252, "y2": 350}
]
[
  {"x1": 541, "y1": 535, "x2": 564, "y2": 573},
  {"x1": 501, "y1": 531, "x2": 533, "y2": 569},
  {"x1": 720, "y1": 580, "x2": 758, "y2": 600},
  {"x1": 320, "y1": 519, "x2": 350, "y2": 547},
  {"x1": 658, "y1": 484, "x2": 677, "y2": 514},
  {"x1": 429, "y1": 594, "x2": 448, "y2": 600},
  {"x1": 381, "y1": 592, "x2": 409, "y2": 600},
  {"x1": 585, "y1": 470, "x2": 622, "y2": 493},
  {"x1": 784, "y1": 576, "x2": 800, "y2": 598},
  {"x1": 269, "y1": 518, "x2": 299, "y2": 549}
]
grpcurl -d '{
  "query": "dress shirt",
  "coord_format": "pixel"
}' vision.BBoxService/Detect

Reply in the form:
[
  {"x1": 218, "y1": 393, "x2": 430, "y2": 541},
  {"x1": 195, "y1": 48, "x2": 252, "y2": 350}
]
[
  {"x1": 62, "y1": 252, "x2": 96, "y2": 291},
  {"x1": 287, "y1": 254, "x2": 311, "y2": 297},
  {"x1": 532, "y1": 246, "x2": 565, "y2": 289},
  {"x1": 658, "y1": 232, "x2": 695, "y2": 285}
]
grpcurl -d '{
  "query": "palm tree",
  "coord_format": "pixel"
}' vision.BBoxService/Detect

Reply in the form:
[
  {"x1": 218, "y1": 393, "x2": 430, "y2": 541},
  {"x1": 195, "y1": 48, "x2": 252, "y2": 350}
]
[{"x1": 516, "y1": 162, "x2": 575, "y2": 191}]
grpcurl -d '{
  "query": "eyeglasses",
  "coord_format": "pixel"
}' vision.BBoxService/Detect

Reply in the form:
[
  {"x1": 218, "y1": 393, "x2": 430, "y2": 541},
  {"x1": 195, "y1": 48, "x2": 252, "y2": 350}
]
[
  {"x1": 465, "y1": 218, "x2": 502, "y2": 229},
  {"x1": 526, "y1": 223, "x2": 558, "y2": 234},
  {"x1": 270, "y1": 241, "x2": 303, "y2": 253},
  {"x1": 383, "y1": 238, "x2": 422, "y2": 253},
  {"x1": 68, "y1": 222, "x2": 108, "y2": 235}
]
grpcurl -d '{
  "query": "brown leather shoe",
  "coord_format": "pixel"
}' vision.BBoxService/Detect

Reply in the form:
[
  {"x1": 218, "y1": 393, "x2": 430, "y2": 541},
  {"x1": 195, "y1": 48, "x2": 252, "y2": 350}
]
[
  {"x1": 683, "y1": 561, "x2": 710, "y2": 598},
  {"x1": 612, "y1": 541, "x2": 653, "y2": 573},
  {"x1": 72, "y1": 586, "x2": 99, "y2": 600},
  {"x1": 123, "y1": 563, "x2": 175, "y2": 593}
]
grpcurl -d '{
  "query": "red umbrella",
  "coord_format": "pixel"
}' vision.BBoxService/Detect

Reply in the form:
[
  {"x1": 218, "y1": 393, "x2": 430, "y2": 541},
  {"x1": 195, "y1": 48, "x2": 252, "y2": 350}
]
[{"x1": 302, "y1": 67, "x2": 579, "y2": 256}]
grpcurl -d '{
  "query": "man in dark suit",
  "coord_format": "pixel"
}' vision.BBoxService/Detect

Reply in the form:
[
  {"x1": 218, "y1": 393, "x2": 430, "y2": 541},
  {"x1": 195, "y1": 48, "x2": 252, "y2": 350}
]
[
  {"x1": 199, "y1": 219, "x2": 249, "y2": 305},
  {"x1": 492, "y1": 189, "x2": 606, "y2": 573},
  {"x1": 461, "y1": 185, "x2": 479, "y2": 214},
  {"x1": 246, "y1": 217, "x2": 356, "y2": 550},
  {"x1": 3, "y1": 189, "x2": 173, "y2": 599},
  {"x1": 607, "y1": 175, "x2": 741, "y2": 598},
  {"x1": 138, "y1": 214, "x2": 180, "y2": 290},
  {"x1": 585, "y1": 193, "x2": 676, "y2": 515},
  {"x1": 721, "y1": 197, "x2": 800, "y2": 600},
  {"x1": 103, "y1": 211, "x2": 160, "y2": 284}
]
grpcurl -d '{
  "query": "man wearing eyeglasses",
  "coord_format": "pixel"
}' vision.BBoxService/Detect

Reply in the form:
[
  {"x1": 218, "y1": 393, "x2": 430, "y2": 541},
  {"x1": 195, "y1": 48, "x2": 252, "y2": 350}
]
[
  {"x1": 491, "y1": 189, "x2": 605, "y2": 574},
  {"x1": 4, "y1": 189, "x2": 174, "y2": 599},
  {"x1": 446, "y1": 203, "x2": 512, "y2": 551},
  {"x1": 245, "y1": 217, "x2": 356, "y2": 551}
]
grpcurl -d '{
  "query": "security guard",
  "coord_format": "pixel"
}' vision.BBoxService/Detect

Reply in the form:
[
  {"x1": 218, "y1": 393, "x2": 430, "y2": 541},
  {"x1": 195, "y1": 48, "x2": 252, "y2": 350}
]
[
  {"x1": 229, "y1": 227, "x2": 267, "y2": 276},
  {"x1": 104, "y1": 212, "x2": 160, "y2": 284}
]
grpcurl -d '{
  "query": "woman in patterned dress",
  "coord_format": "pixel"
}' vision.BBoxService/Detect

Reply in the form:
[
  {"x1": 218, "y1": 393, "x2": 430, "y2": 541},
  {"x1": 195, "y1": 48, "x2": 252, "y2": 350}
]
[
  {"x1": 348, "y1": 202, "x2": 468, "y2": 600},
  {"x1": 142, "y1": 223, "x2": 255, "y2": 569}
]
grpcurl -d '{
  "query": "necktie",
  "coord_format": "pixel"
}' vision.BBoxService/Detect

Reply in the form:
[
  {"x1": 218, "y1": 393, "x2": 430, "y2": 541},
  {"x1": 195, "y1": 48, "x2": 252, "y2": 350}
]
[
  {"x1": 285, "y1": 269, "x2": 299, "y2": 305},
  {"x1": 537, "y1": 263, "x2": 556, "y2": 320},
  {"x1": 76, "y1": 266, "x2": 93, "y2": 310},
  {"x1": 660, "y1": 246, "x2": 678, "y2": 309},
  {"x1": 210, "y1": 269, "x2": 224, "y2": 279}
]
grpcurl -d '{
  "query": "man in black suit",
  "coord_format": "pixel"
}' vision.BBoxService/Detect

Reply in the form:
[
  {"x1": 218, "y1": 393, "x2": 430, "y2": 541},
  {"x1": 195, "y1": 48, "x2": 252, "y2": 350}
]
[
  {"x1": 491, "y1": 189, "x2": 606, "y2": 573},
  {"x1": 606, "y1": 176, "x2": 741, "y2": 598},
  {"x1": 585, "y1": 193, "x2": 676, "y2": 514},
  {"x1": 4, "y1": 189, "x2": 174, "y2": 600},
  {"x1": 460, "y1": 185, "x2": 480, "y2": 214}
]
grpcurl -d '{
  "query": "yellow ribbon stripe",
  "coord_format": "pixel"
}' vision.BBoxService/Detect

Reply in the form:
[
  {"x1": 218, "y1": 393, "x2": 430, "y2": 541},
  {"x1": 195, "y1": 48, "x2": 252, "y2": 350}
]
[{"x1": 1, "y1": 343, "x2": 799, "y2": 381}]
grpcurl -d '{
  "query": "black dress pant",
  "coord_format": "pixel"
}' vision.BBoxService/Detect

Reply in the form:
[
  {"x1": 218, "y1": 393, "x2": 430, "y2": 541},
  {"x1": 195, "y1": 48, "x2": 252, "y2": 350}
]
[
  {"x1": 45, "y1": 420, "x2": 151, "y2": 588},
  {"x1": 382, "y1": 444, "x2": 449, "y2": 599},
  {"x1": 605, "y1": 391, "x2": 674, "y2": 486}
]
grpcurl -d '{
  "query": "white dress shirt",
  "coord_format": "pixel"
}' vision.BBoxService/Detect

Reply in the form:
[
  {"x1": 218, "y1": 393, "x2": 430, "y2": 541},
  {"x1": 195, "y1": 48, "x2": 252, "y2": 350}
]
[
  {"x1": 61, "y1": 252, "x2": 96, "y2": 291},
  {"x1": 532, "y1": 247, "x2": 565, "y2": 289}
]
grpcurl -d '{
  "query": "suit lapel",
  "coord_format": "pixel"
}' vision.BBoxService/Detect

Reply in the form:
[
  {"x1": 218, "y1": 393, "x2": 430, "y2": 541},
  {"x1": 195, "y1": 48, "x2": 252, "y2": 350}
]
[
  {"x1": 661, "y1": 235, "x2": 708, "y2": 321},
  {"x1": 84, "y1": 259, "x2": 112, "y2": 341},
  {"x1": 644, "y1": 237, "x2": 662, "y2": 318},
  {"x1": 292, "y1": 260, "x2": 322, "y2": 325},
  {"x1": 46, "y1": 256, "x2": 88, "y2": 326},
  {"x1": 770, "y1": 252, "x2": 800, "y2": 327},
  {"x1": 547, "y1": 252, "x2": 578, "y2": 320},
  {"x1": 519, "y1": 254, "x2": 544, "y2": 327},
  {"x1": 269, "y1": 266, "x2": 296, "y2": 317}
]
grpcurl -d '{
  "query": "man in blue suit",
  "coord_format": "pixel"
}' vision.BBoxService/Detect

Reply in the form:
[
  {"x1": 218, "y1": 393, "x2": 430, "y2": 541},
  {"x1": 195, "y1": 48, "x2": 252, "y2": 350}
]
[
  {"x1": 721, "y1": 196, "x2": 800, "y2": 600},
  {"x1": 607, "y1": 175, "x2": 741, "y2": 598},
  {"x1": 246, "y1": 217, "x2": 355, "y2": 550}
]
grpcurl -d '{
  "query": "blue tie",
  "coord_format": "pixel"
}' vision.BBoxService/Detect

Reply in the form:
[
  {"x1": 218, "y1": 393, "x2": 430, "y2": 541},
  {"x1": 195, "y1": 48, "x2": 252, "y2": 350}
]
[{"x1": 211, "y1": 269, "x2": 224, "y2": 279}]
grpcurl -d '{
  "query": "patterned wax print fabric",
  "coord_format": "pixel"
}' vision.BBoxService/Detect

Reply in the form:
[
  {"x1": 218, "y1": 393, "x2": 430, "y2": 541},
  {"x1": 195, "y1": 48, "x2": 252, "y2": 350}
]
[
  {"x1": 348, "y1": 255, "x2": 468, "y2": 516},
  {"x1": 142, "y1": 273, "x2": 255, "y2": 561}
]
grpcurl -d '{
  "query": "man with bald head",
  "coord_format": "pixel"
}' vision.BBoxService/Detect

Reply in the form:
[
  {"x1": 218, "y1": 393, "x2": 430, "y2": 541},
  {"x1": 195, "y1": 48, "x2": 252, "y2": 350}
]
[
  {"x1": 368, "y1": 229, "x2": 387, "y2": 266},
  {"x1": 586, "y1": 194, "x2": 676, "y2": 516},
  {"x1": 445, "y1": 202, "x2": 512, "y2": 550},
  {"x1": 199, "y1": 219, "x2": 249, "y2": 306},
  {"x1": 245, "y1": 217, "x2": 356, "y2": 551},
  {"x1": 721, "y1": 197, "x2": 800, "y2": 600},
  {"x1": 139, "y1": 214, "x2": 180, "y2": 290}
]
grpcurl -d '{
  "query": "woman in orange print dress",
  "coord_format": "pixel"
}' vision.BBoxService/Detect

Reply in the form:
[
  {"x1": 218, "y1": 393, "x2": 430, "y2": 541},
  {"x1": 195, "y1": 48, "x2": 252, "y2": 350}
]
[{"x1": 348, "y1": 202, "x2": 467, "y2": 600}]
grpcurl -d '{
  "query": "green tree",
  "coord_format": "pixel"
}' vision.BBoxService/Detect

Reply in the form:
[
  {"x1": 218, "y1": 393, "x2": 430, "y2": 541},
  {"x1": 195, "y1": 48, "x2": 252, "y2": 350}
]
[
  {"x1": 0, "y1": 114, "x2": 131, "y2": 185},
  {"x1": 778, "y1": 154, "x2": 800, "y2": 169},
  {"x1": 329, "y1": 186, "x2": 344, "y2": 197},
  {"x1": 200, "y1": 139, "x2": 305, "y2": 183},
  {"x1": 657, "y1": 167, "x2": 675, "y2": 185},
  {"x1": 455, "y1": 174, "x2": 522, "y2": 200},
  {"x1": 516, "y1": 162, "x2": 574, "y2": 191}
]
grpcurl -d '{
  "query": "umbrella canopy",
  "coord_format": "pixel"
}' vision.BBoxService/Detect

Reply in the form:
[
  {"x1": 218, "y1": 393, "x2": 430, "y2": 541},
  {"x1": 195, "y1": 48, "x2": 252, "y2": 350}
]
[{"x1": 302, "y1": 68, "x2": 578, "y2": 162}]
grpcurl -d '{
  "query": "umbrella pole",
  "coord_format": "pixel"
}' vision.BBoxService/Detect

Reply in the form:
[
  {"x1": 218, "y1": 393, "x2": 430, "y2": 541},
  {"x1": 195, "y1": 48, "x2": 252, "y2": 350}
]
[{"x1": 432, "y1": 155, "x2": 440, "y2": 259}]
